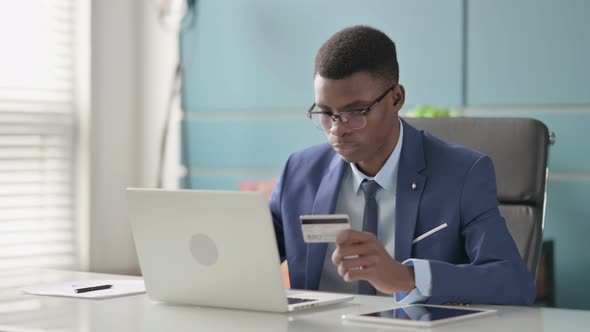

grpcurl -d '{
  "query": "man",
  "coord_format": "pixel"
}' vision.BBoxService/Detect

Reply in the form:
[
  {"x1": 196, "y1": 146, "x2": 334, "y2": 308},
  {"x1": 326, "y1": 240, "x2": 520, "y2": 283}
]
[{"x1": 269, "y1": 25, "x2": 535, "y2": 305}]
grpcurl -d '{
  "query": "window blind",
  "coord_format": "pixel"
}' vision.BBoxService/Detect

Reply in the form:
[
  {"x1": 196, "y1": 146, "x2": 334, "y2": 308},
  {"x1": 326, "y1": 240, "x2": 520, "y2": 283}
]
[{"x1": 0, "y1": 0, "x2": 78, "y2": 270}]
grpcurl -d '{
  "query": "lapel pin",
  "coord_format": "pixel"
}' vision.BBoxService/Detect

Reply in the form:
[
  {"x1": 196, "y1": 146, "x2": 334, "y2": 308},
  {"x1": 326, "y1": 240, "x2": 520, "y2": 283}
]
[{"x1": 411, "y1": 182, "x2": 417, "y2": 191}]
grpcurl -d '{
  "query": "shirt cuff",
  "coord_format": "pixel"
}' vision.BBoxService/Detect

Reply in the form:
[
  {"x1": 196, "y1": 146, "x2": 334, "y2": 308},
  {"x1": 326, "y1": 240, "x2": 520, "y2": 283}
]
[{"x1": 394, "y1": 259, "x2": 432, "y2": 303}]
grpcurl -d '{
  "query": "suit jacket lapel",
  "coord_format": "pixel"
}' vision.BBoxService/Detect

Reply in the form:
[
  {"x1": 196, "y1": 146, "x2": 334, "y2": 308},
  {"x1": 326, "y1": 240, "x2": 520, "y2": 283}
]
[
  {"x1": 304, "y1": 154, "x2": 347, "y2": 290},
  {"x1": 395, "y1": 119, "x2": 427, "y2": 262}
]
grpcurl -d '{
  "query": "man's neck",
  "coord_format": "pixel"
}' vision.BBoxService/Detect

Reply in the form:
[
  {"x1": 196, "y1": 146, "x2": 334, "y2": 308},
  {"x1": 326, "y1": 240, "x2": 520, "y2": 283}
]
[{"x1": 356, "y1": 120, "x2": 401, "y2": 177}]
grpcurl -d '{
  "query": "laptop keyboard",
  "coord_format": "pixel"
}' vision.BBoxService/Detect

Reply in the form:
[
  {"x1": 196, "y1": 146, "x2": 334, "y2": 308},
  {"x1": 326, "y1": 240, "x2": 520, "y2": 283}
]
[{"x1": 287, "y1": 297, "x2": 316, "y2": 305}]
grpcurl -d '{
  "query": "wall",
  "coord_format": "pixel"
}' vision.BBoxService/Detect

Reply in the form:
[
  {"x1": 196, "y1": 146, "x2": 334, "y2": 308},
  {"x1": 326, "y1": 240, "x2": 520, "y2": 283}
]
[
  {"x1": 89, "y1": 0, "x2": 180, "y2": 275},
  {"x1": 180, "y1": 0, "x2": 590, "y2": 309},
  {"x1": 467, "y1": 0, "x2": 590, "y2": 106},
  {"x1": 465, "y1": 0, "x2": 590, "y2": 310},
  {"x1": 180, "y1": 0, "x2": 463, "y2": 188},
  {"x1": 90, "y1": 0, "x2": 141, "y2": 275}
]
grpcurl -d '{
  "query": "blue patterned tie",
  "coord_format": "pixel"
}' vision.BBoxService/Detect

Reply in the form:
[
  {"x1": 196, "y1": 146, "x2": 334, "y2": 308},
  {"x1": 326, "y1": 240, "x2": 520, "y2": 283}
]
[{"x1": 358, "y1": 179, "x2": 380, "y2": 295}]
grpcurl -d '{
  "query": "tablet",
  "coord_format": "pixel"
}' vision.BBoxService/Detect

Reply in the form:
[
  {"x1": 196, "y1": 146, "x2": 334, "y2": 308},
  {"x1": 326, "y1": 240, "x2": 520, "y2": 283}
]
[{"x1": 342, "y1": 304, "x2": 497, "y2": 328}]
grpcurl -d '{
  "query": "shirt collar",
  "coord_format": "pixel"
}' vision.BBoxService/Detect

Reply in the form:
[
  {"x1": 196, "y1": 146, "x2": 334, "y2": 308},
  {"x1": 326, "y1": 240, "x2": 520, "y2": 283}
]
[{"x1": 350, "y1": 119, "x2": 404, "y2": 194}]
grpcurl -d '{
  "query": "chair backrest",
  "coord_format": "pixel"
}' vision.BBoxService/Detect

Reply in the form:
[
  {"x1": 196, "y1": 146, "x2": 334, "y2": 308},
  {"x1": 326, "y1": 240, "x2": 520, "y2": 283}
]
[{"x1": 405, "y1": 117, "x2": 550, "y2": 279}]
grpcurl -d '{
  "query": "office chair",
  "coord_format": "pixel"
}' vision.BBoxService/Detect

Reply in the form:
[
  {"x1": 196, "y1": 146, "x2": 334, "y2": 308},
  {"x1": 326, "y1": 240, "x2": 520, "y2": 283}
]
[{"x1": 405, "y1": 117, "x2": 551, "y2": 281}]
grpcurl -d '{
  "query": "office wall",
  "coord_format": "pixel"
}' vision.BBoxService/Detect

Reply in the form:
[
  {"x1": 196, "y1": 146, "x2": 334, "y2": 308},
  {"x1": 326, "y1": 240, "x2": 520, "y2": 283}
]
[
  {"x1": 90, "y1": 0, "x2": 180, "y2": 276},
  {"x1": 467, "y1": 0, "x2": 590, "y2": 106},
  {"x1": 464, "y1": 0, "x2": 590, "y2": 310},
  {"x1": 90, "y1": 0, "x2": 141, "y2": 275},
  {"x1": 180, "y1": 0, "x2": 463, "y2": 187},
  {"x1": 180, "y1": 1, "x2": 590, "y2": 309}
]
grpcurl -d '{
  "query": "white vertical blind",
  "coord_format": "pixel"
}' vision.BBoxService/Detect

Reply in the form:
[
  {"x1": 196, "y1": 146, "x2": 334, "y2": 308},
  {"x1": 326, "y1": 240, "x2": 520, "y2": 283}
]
[{"x1": 0, "y1": 0, "x2": 78, "y2": 270}]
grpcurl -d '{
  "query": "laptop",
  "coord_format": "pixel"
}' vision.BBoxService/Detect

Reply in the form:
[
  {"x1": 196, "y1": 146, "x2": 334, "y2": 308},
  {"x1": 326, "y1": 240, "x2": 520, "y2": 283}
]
[{"x1": 127, "y1": 188, "x2": 353, "y2": 312}]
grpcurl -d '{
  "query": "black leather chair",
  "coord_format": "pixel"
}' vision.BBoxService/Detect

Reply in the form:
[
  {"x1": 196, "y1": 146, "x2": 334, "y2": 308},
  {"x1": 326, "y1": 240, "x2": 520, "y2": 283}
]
[{"x1": 405, "y1": 117, "x2": 551, "y2": 280}]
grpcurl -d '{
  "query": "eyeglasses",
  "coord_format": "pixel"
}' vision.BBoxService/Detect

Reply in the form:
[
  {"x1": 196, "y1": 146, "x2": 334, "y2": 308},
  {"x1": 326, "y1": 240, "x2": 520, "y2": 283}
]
[{"x1": 306, "y1": 83, "x2": 397, "y2": 131}]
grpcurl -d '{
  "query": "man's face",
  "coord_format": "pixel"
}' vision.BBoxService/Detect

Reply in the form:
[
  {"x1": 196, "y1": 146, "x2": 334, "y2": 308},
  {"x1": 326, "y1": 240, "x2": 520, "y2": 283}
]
[{"x1": 313, "y1": 72, "x2": 403, "y2": 174}]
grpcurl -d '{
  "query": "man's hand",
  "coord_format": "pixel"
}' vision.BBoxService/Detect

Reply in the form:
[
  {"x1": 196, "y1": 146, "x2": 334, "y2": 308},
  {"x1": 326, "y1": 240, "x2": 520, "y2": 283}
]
[{"x1": 331, "y1": 229, "x2": 416, "y2": 294}]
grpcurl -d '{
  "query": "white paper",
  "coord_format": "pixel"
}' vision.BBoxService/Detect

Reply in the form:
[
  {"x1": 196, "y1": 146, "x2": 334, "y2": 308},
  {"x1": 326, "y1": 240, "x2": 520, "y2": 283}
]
[{"x1": 18, "y1": 279, "x2": 146, "y2": 299}]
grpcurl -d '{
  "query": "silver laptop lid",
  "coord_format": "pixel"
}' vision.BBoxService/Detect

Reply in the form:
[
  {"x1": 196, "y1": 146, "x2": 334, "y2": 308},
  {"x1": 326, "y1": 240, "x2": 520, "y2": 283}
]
[{"x1": 127, "y1": 189, "x2": 289, "y2": 312}]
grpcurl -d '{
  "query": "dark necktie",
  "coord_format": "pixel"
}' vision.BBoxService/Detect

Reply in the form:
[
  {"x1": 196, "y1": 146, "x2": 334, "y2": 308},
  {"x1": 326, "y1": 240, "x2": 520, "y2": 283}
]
[{"x1": 358, "y1": 179, "x2": 380, "y2": 295}]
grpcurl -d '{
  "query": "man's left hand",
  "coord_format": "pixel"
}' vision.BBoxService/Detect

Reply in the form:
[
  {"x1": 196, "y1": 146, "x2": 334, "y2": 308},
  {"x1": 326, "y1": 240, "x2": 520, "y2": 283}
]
[{"x1": 331, "y1": 229, "x2": 416, "y2": 294}]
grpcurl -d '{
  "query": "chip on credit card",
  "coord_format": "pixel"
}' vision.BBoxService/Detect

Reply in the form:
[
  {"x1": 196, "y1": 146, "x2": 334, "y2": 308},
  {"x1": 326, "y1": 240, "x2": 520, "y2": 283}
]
[{"x1": 300, "y1": 214, "x2": 351, "y2": 243}]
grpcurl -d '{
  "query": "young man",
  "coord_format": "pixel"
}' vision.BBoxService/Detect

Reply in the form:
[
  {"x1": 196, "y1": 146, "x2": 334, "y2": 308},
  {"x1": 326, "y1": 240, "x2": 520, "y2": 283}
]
[{"x1": 269, "y1": 25, "x2": 535, "y2": 305}]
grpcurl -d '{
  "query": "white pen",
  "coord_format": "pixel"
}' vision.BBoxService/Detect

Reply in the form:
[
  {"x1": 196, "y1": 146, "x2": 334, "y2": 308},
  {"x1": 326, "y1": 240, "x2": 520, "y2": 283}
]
[{"x1": 412, "y1": 223, "x2": 448, "y2": 244}]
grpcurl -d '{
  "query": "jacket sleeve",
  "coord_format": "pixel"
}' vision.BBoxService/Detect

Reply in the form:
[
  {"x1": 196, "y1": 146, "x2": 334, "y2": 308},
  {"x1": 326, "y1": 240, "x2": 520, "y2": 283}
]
[
  {"x1": 269, "y1": 155, "x2": 291, "y2": 263},
  {"x1": 426, "y1": 155, "x2": 536, "y2": 305}
]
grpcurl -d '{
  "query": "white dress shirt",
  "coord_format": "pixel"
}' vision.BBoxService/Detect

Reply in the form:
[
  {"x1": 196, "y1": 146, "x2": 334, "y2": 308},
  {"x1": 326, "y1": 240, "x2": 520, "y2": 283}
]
[{"x1": 318, "y1": 120, "x2": 431, "y2": 302}]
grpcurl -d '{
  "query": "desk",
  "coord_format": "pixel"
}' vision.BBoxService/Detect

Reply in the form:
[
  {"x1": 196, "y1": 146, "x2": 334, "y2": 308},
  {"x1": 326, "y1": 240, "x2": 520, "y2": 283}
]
[{"x1": 1, "y1": 269, "x2": 588, "y2": 331}]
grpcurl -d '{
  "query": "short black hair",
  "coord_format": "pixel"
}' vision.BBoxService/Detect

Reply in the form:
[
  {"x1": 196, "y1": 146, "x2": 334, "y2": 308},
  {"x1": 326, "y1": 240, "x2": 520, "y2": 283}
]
[{"x1": 314, "y1": 25, "x2": 399, "y2": 83}]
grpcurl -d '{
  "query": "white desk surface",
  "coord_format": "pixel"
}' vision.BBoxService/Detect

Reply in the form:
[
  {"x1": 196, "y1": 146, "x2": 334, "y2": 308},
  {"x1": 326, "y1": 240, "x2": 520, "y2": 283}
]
[{"x1": 1, "y1": 269, "x2": 589, "y2": 332}]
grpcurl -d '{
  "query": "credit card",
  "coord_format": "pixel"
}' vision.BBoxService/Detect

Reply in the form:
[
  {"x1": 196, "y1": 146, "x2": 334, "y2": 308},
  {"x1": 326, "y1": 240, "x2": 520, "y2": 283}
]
[{"x1": 300, "y1": 214, "x2": 351, "y2": 243}]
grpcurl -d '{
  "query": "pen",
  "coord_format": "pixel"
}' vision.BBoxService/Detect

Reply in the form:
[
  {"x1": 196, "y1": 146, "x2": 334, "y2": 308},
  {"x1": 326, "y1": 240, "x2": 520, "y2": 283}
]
[
  {"x1": 412, "y1": 223, "x2": 448, "y2": 244},
  {"x1": 74, "y1": 284, "x2": 113, "y2": 293}
]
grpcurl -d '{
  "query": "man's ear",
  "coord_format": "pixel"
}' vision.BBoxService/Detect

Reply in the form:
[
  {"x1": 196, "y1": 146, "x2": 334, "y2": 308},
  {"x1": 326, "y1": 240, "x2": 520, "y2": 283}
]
[{"x1": 392, "y1": 84, "x2": 405, "y2": 109}]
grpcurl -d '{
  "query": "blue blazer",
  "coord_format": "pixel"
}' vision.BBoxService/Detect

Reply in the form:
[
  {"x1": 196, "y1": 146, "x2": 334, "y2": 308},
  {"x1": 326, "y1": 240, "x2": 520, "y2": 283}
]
[{"x1": 270, "y1": 118, "x2": 536, "y2": 305}]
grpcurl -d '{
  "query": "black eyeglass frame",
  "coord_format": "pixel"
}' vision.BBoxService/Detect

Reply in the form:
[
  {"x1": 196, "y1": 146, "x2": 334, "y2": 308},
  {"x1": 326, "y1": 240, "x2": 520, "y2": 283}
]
[{"x1": 306, "y1": 83, "x2": 398, "y2": 129}]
